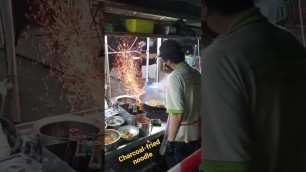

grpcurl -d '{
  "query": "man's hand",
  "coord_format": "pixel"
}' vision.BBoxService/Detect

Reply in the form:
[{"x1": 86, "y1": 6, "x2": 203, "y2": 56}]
[{"x1": 165, "y1": 141, "x2": 176, "y2": 156}]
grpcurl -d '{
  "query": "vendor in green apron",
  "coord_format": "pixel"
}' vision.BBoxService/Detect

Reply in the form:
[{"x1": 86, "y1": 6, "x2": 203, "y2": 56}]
[
  {"x1": 200, "y1": 0, "x2": 306, "y2": 172},
  {"x1": 158, "y1": 39, "x2": 201, "y2": 170}
]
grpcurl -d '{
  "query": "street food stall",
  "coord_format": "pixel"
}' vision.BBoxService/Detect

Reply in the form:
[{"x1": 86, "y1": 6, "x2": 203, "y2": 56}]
[
  {"x1": 0, "y1": 0, "x2": 305, "y2": 171},
  {"x1": 101, "y1": 1, "x2": 201, "y2": 170},
  {"x1": 0, "y1": 0, "x2": 201, "y2": 171},
  {"x1": 103, "y1": 28, "x2": 201, "y2": 172}
]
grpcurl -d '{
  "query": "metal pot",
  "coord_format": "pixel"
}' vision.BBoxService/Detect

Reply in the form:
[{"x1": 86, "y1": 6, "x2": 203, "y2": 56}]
[
  {"x1": 135, "y1": 117, "x2": 153, "y2": 136},
  {"x1": 104, "y1": 129, "x2": 120, "y2": 152},
  {"x1": 32, "y1": 115, "x2": 103, "y2": 145}
]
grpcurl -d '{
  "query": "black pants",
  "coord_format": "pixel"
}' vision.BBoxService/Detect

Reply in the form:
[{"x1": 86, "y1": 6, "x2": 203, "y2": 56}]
[{"x1": 164, "y1": 140, "x2": 201, "y2": 170}]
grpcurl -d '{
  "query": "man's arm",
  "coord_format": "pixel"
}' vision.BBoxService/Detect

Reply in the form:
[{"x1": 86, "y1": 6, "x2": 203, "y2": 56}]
[
  {"x1": 167, "y1": 113, "x2": 183, "y2": 141},
  {"x1": 166, "y1": 75, "x2": 184, "y2": 141},
  {"x1": 140, "y1": 53, "x2": 157, "y2": 59}
]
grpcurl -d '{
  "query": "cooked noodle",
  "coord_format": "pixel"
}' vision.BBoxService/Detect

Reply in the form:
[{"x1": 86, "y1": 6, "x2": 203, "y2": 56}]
[
  {"x1": 121, "y1": 131, "x2": 133, "y2": 138},
  {"x1": 105, "y1": 136, "x2": 114, "y2": 144},
  {"x1": 145, "y1": 100, "x2": 164, "y2": 107}
]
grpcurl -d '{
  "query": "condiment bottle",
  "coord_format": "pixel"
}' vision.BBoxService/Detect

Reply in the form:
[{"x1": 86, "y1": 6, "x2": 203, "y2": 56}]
[
  {"x1": 132, "y1": 101, "x2": 138, "y2": 115},
  {"x1": 87, "y1": 141, "x2": 103, "y2": 172},
  {"x1": 65, "y1": 128, "x2": 79, "y2": 166},
  {"x1": 128, "y1": 101, "x2": 133, "y2": 113},
  {"x1": 72, "y1": 134, "x2": 90, "y2": 172},
  {"x1": 139, "y1": 102, "x2": 143, "y2": 113}
]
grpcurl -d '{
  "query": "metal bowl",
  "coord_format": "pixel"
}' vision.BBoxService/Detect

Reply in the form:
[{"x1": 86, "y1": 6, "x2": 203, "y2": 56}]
[
  {"x1": 104, "y1": 129, "x2": 120, "y2": 152},
  {"x1": 105, "y1": 116, "x2": 125, "y2": 130},
  {"x1": 118, "y1": 125, "x2": 139, "y2": 141}
]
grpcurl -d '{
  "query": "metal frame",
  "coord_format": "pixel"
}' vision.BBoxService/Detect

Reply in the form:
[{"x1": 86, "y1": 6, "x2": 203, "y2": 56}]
[
  {"x1": 0, "y1": 2, "x2": 4, "y2": 49},
  {"x1": 298, "y1": 0, "x2": 306, "y2": 46},
  {"x1": 105, "y1": 35, "x2": 111, "y2": 98},
  {"x1": 156, "y1": 38, "x2": 162, "y2": 82},
  {"x1": 145, "y1": 37, "x2": 150, "y2": 82},
  {"x1": 0, "y1": 0, "x2": 20, "y2": 122}
]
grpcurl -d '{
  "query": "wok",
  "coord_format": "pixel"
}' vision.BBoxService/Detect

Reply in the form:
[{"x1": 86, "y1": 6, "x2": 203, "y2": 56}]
[
  {"x1": 115, "y1": 95, "x2": 136, "y2": 110},
  {"x1": 139, "y1": 92, "x2": 166, "y2": 114}
]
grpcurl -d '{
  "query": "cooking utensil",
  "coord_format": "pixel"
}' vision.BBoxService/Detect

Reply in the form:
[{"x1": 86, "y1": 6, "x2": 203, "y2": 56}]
[
  {"x1": 116, "y1": 95, "x2": 136, "y2": 111},
  {"x1": 116, "y1": 96, "x2": 136, "y2": 105},
  {"x1": 104, "y1": 129, "x2": 120, "y2": 152},
  {"x1": 138, "y1": 92, "x2": 167, "y2": 122},
  {"x1": 138, "y1": 92, "x2": 166, "y2": 114},
  {"x1": 117, "y1": 125, "x2": 139, "y2": 141},
  {"x1": 105, "y1": 116, "x2": 125, "y2": 130},
  {"x1": 32, "y1": 115, "x2": 102, "y2": 145},
  {"x1": 135, "y1": 117, "x2": 153, "y2": 136}
]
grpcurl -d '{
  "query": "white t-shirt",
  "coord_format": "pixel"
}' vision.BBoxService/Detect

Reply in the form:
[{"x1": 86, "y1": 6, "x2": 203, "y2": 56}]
[{"x1": 166, "y1": 62, "x2": 201, "y2": 143}]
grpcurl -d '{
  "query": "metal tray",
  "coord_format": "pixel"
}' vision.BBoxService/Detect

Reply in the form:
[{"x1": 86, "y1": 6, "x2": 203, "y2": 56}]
[{"x1": 0, "y1": 153, "x2": 42, "y2": 172}]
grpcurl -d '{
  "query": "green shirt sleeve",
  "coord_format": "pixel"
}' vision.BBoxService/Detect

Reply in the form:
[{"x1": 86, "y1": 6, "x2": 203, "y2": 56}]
[{"x1": 166, "y1": 73, "x2": 184, "y2": 114}]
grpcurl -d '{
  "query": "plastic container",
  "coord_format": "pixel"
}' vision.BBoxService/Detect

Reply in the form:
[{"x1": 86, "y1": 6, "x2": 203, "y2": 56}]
[
  {"x1": 143, "y1": 82, "x2": 166, "y2": 93},
  {"x1": 125, "y1": 19, "x2": 154, "y2": 33}
]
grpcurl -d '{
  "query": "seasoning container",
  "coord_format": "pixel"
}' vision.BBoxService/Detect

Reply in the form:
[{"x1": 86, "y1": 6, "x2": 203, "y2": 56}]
[
  {"x1": 87, "y1": 141, "x2": 103, "y2": 172},
  {"x1": 64, "y1": 128, "x2": 79, "y2": 166},
  {"x1": 71, "y1": 134, "x2": 89, "y2": 171}
]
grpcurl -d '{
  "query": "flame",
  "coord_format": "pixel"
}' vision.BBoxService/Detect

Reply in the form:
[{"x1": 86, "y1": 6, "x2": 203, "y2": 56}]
[
  {"x1": 27, "y1": 0, "x2": 104, "y2": 111},
  {"x1": 110, "y1": 36, "x2": 143, "y2": 94}
]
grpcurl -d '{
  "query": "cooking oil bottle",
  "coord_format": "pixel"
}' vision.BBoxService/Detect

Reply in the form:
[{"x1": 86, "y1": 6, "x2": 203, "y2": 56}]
[
  {"x1": 87, "y1": 141, "x2": 103, "y2": 172},
  {"x1": 65, "y1": 128, "x2": 79, "y2": 166},
  {"x1": 72, "y1": 134, "x2": 89, "y2": 171}
]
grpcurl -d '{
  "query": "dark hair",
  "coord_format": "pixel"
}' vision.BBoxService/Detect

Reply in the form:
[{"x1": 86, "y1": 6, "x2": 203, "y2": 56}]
[
  {"x1": 162, "y1": 51, "x2": 185, "y2": 64},
  {"x1": 202, "y1": 0, "x2": 254, "y2": 15},
  {"x1": 160, "y1": 40, "x2": 185, "y2": 64}
]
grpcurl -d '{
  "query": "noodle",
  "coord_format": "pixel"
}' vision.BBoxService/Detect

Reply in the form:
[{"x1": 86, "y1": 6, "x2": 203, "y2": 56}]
[
  {"x1": 105, "y1": 136, "x2": 114, "y2": 144},
  {"x1": 145, "y1": 100, "x2": 164, "y2": 107}
]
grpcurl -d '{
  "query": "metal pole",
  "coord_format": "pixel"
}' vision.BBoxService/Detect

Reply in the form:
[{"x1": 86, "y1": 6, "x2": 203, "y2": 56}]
[
  {"x1": 146, "y1": 37, "x2": 149, "y2": 83},
  {"x1": 156, "y1": 38, "x2": 162, "y2": 82},
  {"x1": 105, "y1": 35, "x2": 111, "y2": 97},
  {"x1": 197, "y1": 39, "x2": 200, "y2": 57},
  {"x1": 0, "y1": 7, "x2": 4, "y2": 49},
  {"x1": 298, "y1": 0, "x2": 306, "y2": 46},
  {"x1": 1, "y1": 0, "x2": 20, "y2": 122},
  {"x1": 198, "y1": 39, "x2": 201, "y2": 73}
]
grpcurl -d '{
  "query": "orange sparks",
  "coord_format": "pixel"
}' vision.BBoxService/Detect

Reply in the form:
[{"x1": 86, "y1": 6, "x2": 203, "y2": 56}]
[
  {"x1": 110, "y1": 37, "x2": 143, "y2": 94},
  {"x1": 28, "y1": 0, "x2": 105, "y2": 111}
]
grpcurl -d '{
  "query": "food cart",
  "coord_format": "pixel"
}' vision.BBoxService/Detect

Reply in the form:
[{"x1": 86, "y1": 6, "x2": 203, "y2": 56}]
[
  {"x1": 1, "y1": 0, "x2": 305, "y2": 171},
  {"x1": 102, "y1": 1, "x2": 201, "y2": 170}
]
